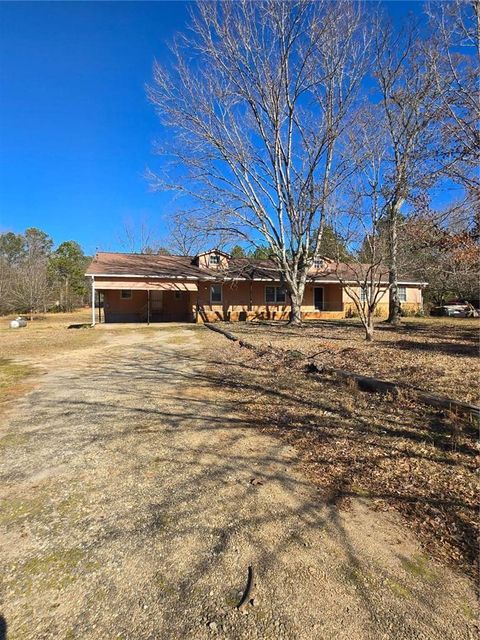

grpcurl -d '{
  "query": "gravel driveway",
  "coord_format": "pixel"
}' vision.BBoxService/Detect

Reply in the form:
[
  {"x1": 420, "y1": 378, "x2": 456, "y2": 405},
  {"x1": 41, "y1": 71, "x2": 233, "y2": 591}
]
[{"x1": 0, "y1": 326, "x2": 476, "y2": 639}]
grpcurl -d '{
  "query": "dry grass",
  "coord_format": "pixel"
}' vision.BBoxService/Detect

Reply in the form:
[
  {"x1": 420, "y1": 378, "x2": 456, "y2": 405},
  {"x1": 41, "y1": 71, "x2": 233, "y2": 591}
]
[
  {"x1": 0, "y1": 358, "x2": 34, "y2": 404},
  {"x1": 0, "y1": 309, "x2": 100, "y2": 361},
  {"x1": 209, "y1": 338, "x2": 479, "y2": 578},
  {"x1": 0, "y1": 310, "x2": 102, "y2": 406},
  {"x1": 216, "y1": 317, "x2": 480, "y2": 405}
]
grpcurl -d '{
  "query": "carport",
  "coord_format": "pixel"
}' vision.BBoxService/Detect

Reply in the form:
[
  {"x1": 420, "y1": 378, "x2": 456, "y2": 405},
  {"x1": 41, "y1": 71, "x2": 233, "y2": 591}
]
[{"x1": 90, "y1": 278, "x2": 198, "y2": 324}]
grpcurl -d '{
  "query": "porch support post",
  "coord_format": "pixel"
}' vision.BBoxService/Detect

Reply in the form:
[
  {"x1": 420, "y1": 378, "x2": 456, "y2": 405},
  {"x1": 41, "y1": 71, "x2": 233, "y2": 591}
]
[
  {"x1": 91, "y1": 277, "x2": 96, "y2": 326},
  {"x1": 147, "y1": 290, "x2": 151, "y2": 325}
]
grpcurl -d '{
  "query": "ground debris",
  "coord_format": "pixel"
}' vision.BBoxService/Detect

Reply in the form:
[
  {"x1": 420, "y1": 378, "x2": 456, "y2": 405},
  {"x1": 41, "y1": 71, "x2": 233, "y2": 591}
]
[{"x1": 212, "y1": 327, "x2": 479, "y2": 579}]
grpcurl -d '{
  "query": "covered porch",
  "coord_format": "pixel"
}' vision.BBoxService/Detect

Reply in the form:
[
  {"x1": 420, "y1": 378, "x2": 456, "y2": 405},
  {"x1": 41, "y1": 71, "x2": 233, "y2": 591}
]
[{"x1": 91, "y1": 278, "x2": 198, "y2": 324}]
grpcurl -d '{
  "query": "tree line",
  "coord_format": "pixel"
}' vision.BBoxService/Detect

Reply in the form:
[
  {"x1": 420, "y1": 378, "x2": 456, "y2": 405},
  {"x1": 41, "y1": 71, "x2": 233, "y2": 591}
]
[
  {"x1": 148, "y1": 0, "x2": 479, "y2": 339},
  {"x1": 0, "y1": 229, "x2": 90, "y2": 318}
]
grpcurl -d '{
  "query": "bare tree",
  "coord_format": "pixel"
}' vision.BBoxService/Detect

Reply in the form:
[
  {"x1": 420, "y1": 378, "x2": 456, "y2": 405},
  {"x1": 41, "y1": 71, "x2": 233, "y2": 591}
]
[
  {"x1": 334, "y1": 108, "x2": 390, "y2": 341},
  {"x1": 426, "y1": 0, "x2": 480, "y2": 192},
  {"x1": 373, "y1": 20, "x2": 452, "y2": 325},
  {"x1": 8, "y1": 228, "x2": 52, "y2": 319},
  {"x1": 148, "y1": 0, "x2": 370, "y2": 324},
  {"x1": 0, "y1": 257, "x2": 11, "y2": 315},
  {"x1": 117, "y1": 218, "x2": 162, "y2": 254},
  {"x1": 167, "y1": 211, "x2": 234, "y2": 256}
]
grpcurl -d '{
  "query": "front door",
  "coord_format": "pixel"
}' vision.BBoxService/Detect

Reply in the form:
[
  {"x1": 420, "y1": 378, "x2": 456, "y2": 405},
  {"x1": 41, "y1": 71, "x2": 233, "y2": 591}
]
[{"x1": 314, "y1": 287, "x2": 324, "y2": 311}]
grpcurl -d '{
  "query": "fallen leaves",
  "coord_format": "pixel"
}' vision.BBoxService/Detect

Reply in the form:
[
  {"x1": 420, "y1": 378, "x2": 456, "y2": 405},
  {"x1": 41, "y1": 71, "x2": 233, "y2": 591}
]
[{"x1": 210, "y1": 331, "x2": 479, "y2": 579}]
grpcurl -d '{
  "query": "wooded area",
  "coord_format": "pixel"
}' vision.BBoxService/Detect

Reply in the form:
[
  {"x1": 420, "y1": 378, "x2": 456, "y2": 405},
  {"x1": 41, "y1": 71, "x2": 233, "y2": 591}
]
[{"x1": 0, "y1": 229, "x2": 90, "y2": 317}]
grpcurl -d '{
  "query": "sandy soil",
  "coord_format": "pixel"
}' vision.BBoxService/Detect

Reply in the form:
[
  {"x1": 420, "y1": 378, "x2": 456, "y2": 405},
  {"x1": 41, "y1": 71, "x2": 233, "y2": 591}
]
[{"x1": 0, "y1": 325, "x2": 477, "y2": 639}]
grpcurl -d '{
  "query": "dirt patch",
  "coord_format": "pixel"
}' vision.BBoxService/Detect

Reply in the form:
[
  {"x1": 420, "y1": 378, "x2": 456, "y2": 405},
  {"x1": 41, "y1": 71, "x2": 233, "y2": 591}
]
[
  {"x1": 0, "y1": 325, "x2": 477, "y2": 639},
  {"x1": 207, "y1": 335, "x2": 478, "y2": 579},
  {"x1": 216, "y1": 317, "x2": 480, "y2": 405}
]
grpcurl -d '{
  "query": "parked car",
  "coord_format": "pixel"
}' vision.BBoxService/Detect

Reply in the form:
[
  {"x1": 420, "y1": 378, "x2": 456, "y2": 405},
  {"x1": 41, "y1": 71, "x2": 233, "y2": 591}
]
[{"x1": 430, "y1": 302, "x2": 479, "y2": 318}]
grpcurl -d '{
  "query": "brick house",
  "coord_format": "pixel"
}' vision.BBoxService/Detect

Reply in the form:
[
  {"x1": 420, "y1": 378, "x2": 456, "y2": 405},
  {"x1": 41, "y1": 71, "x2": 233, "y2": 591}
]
[{"x1": 86, "y1": 250, "x2": 425, "y2": 324}]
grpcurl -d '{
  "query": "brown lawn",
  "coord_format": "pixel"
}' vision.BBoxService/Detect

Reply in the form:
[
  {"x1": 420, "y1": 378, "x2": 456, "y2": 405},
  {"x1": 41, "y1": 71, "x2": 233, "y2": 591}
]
[
  {"x1": 0, "y1": 310, "x2": 101, "y2": 404},
  {"x1": 216, "y1": 317, "x2": 480, "y2": 405},
  {"x1": 209, "y1": 317, "x2": 479, "y2": 577},
  {"x1": 1, "y1": 322, "x2": 477, "y2": 638}
]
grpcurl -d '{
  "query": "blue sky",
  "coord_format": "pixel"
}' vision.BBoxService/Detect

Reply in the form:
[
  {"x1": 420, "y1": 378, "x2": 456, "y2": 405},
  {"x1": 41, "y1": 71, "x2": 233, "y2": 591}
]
[{"x1": 0, "y1": 1, "x2": 424, "y2": 255}]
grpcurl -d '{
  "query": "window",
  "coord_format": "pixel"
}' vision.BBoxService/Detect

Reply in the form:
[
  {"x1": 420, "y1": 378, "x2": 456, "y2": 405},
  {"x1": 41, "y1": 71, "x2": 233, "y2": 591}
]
[
  {"x1": 210, "y1": 284, "x2": 222, "y2": 303},
  {"x1": 120, "y1": 290, "x2": 132, "y2": 299},
  {"x1": 265, "y1": 286, "x2": 287, "y2": 304},
  {"x1": 360, "y1": 286, "x2": 368, "y2": 303},
  {"x1": 174, "y1": 291, "x2": 181, "y2": 299},
  {"x1": 209, "y1": 254, "x2": 220, "y2": 265},
  {"x1": 398, "y1": 286, "x2": 407, "y2": 302},
  {"x1": 313, "y1": 257, "x2": 324, "y2": 269}
]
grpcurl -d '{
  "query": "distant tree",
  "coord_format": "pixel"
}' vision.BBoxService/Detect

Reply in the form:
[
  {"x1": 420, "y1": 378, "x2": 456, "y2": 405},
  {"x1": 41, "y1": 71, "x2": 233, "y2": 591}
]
[
  {"x1": 402, "y1": 207, "x2": 480, "y2": 306},
  {"x1": 0, "y1": 229, "x2": 93, "y2": 317},
  {"x1": 230, "y1": 245, "x2": 246, "y2": 258},
  {"x1": 9, "y1": 228, "x2": 53, "y2": 318},
  {"x1": 166, "y1": 212, "x2": 233, "y2": 256},
  {"x1": 49, "y1": 241, "x2": 89, "y2": 311},
  {"x1": 117, "y1": 219, "x2": 163, "y2": 254},
  {"x1": 0, "y1": 232, "x2": 26, "y2": 314},
  {"x1": 248, "y1": 246, "x2": 272, "y2": 260},
  {"x1": 0, "y1": 258, "x2": 10, "y2": 315},
  {"x1": 317, "y1": 225, "x2": 351, "y2": 261},
  {"x1": 0, "y1": 232, "x2": 25, "y2": 266}
]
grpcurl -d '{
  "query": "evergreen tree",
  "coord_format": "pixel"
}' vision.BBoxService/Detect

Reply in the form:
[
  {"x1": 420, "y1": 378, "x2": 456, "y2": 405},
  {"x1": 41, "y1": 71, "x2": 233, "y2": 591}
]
[{"x1": 49, "y1": 241, "x2": 89, "y2": 311}]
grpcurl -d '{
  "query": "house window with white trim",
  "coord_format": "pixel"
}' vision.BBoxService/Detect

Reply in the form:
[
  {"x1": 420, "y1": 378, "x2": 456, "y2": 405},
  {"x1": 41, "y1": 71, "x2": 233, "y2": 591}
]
[
  {"x1": 398, "y1": 286, "x2": 407, "y2": 302},
  {"x1": 210, "y1": 284, "x2": 222, "y2": 303},
  {"x1": 120, "y1": 290, "x2": 132, "y2": 299},
  {"x1": 313, "y1": 257, "x2": 324, "y2": 269},
  {"x1": 265, "y1": 286, "x2": 287, "y2": 304},
  {"x1": 209, "y1": 254, "x2": 220, "y2": 266},
  {"x1": 360, "y1": 286, "x2": 369, "y2": 303}
]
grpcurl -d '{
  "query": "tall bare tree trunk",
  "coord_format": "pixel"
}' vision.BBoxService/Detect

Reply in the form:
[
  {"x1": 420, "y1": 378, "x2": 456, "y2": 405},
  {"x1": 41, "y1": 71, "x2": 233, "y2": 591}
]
[
  {"x1": 286, "y1": 273, "x2": 307, "y2": 325},
  {"x1": 289, "y1": 290, "x2": 304, "y2": 325},
  {"x1": 387, "y1": 206, "x2": 402, "y2": 325}
]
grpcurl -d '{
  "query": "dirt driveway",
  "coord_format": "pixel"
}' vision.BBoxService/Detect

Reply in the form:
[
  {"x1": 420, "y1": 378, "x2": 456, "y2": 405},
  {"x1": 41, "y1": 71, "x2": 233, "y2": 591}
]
[{"x1": 0, "y1": 326, "x2": 476, "y2": 639}]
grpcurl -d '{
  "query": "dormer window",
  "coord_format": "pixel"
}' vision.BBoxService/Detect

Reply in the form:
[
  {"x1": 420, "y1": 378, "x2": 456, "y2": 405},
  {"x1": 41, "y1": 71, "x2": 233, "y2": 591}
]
[
  {"x1": 313, "y1": 257, "x2": 324, "y2": 269},
  {"x1": 192, "y1": 249, "x2": 231, "y2": 269}
]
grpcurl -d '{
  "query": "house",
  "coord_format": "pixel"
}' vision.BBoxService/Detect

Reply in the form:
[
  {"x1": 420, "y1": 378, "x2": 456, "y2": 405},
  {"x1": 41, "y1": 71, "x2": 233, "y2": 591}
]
[{"x1": 85, "y1": 250, "x2": 425, "y2": 324}]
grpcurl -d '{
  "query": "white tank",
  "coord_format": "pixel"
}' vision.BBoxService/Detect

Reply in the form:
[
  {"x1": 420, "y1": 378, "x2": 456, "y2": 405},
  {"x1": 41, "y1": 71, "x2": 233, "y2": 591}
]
[{"x1": 10, "y1": 317, "x2": 27, "y2": 329}]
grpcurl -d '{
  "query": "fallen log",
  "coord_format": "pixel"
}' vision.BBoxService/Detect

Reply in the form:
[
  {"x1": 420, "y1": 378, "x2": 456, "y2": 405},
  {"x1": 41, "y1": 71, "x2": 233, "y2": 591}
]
[
  {"x1": 204, "y1": 323, "x2": 480, "y2": 420},
  {"x1": 205, "y1": 323, "x2": 265, "y2": 353},
  {"x1": 309, "y1": 362, "x2": 479, "y2": 419},
  {"x1": 204, "y1": 323, "x2": 238, "y2": 342},
  {"x1": 309, "y1": 363, "x2": 398, "y2": 395}
]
